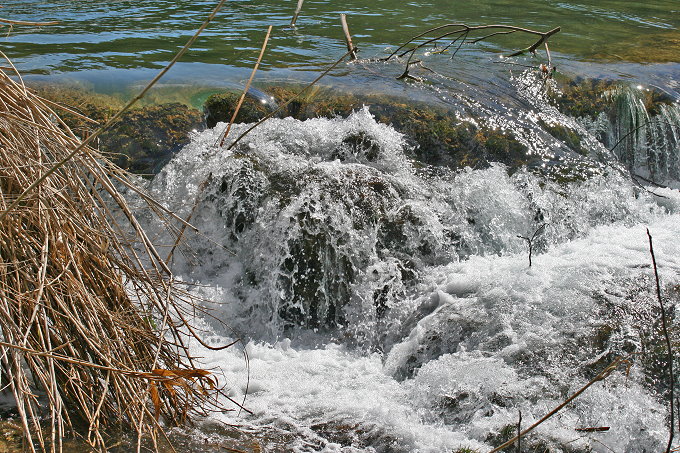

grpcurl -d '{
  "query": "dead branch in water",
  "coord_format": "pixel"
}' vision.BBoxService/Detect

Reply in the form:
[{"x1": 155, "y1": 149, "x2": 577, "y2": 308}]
[
  {"x1": 381, "y1": 23, "x2": 560, "y2": 79},
  {"x1": 340, "y1": 14, "x2": 358, "y2": 60},
  {"x1": 518, "y1": 223, "x2": 547, "y2": 267},
  {"x1": 0, "y1": 18, "x2": 59, "y2": 26},
  {"x1": 290, "y1": 0, "x2": 305, "y2": 27}
]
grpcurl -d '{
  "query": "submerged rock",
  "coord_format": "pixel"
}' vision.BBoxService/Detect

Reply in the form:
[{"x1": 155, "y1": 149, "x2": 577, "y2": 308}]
[
  {"x1": 204, "y1": 91, "x2": 272, "y2": 129},
  {"x1": 101, "y1": 103, "x2": 203, "y2": 175},
  {"x1": 30, "y1": 83, "x2": 204, "y2": 176}
]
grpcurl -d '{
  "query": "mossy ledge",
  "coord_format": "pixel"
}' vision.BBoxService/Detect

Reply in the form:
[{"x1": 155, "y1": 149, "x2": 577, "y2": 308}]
[
  {"x1": 206, "y1": 86, "x2": 541, "y2": 172},
  {"x1": 31, "y1": 83, "x2": 204, "y2": 176},
  {"x1": 33, "y1": 77, "x2": 675, "y2": 181}
]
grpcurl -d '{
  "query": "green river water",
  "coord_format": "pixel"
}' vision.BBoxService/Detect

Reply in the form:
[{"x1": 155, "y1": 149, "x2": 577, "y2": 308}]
[{"x1": 2, "y1": 0, "x2": 679, "y2": 101}]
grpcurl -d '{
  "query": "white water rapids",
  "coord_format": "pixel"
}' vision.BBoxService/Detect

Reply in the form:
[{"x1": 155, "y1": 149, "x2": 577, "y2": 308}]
[{"x1": 145, "y1": 84, "x2": 680, "y2": 452}]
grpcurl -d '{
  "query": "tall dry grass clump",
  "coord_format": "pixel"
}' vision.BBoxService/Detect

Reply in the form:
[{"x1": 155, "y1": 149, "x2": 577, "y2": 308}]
[{"x1": 0, "y1": 58, "x2": 223, "y2": 452}]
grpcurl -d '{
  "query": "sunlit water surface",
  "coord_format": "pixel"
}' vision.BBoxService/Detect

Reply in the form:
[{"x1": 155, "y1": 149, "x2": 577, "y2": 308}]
[{"x1": 2, "y1": 0, "x2": 679, "y2": 99}]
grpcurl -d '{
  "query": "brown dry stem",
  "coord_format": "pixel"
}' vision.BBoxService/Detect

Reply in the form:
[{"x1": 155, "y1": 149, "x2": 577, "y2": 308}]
[
  {"x1": 0, "y1": 2, "x2": 237, "y2": 451},
  {"x1": 488, "y1": 356, "x2": 629, "y2": 453}
]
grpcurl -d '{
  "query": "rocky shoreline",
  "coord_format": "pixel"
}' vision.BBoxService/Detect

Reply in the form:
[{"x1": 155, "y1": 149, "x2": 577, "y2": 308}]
[{"x1": 29, "y1": 76, "x2": 676, "y2": 184}]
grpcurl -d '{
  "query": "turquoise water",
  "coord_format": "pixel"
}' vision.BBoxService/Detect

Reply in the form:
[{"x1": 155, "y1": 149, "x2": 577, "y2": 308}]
[{"x1": 2, "y1": 0, "x2": 679, "y2": 97}]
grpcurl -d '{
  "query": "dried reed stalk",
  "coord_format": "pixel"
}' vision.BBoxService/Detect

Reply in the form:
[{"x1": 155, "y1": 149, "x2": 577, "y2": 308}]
[
  {"x1": 218, "y1": 25, "x2": 273, "y2": 147},
  {"x1": 290, "y1": 0, "x2": 305, "y2": 27},
  {"x1": 488, "y1": 357, "x2": 630, "y2": 453},
  {"x1": 340, "y1": 14, "x2": 357, "y2": 60},
  {"x1": 0, "y1": 56, "x2": 226, "y2": 453},
  {"x1": 647, "y1": 229, "x2": 675, "y2": 453}
]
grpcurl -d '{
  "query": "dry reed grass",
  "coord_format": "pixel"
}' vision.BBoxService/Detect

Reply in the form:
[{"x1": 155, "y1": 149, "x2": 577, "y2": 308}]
[{"x1": 0, "y1": 53, "x2": 227, "y2": 452}]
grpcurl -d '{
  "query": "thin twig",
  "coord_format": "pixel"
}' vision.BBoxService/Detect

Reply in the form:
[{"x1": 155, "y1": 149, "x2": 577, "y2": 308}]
[
  {"x1": 218, "y1": 25, "x2": 272, "y2": 147},
  {"x1": 517, "y1": 223, "x2": 547, "y2": 267},
  {"x1": 488, "y1": 357, "x2": 628, "y2": 453},
  {"x1": 647, "y1": 229, "x2": 674, "y2": 453},
  {"x1": 677, "y1": 396, "x2": 680, "y2": 435},
  {"x1": 517, "y1": 410, "x2": 522, "y2": 453}
]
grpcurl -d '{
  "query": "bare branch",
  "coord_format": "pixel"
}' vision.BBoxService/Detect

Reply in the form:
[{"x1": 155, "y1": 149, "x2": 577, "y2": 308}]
[
  {"x1": 383, "y1": 23, "x2": 560, "y2": 80},
  {"x1": 506, "y1": 26, "x2": 561, "y2": 57},
  {"x1": 489, "y1": 357, "x2": 630, "y2": 453}
]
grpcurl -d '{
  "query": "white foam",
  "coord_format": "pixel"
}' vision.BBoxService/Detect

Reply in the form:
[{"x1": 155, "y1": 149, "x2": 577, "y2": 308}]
[{"x1": 149, "y1": 109, "x2": 679, "y2": 451}]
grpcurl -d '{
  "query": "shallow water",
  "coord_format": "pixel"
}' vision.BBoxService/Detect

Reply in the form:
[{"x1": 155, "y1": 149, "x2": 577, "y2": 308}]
[{"x1": 3, "y1": 0, "x2": 679, "y2": 99}]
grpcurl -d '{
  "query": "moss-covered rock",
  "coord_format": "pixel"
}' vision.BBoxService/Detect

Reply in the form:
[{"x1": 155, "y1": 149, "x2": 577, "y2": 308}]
[
  {"x1": 552, "y1": 77, "x2": 674, "y2": 121},
  {"x1": 100, "y1": 103, "x2": 203, "y2": 175},
  {"x1": 30, "y1": 83, "x2": 123, "y2": 134},
  {"x1": 539, "y1": 119, "x2": 589, "y2": 156},
  {"x1": 550, "y1": 77, "x2": 680, "y2": 181},
  {"x1": 205, "y1": 86, "x2": 543, "y2": 172},
  {"x1": 30, "y1": 83, "x2": 204, "y2": 176},
  {"x1": 203, "y1": 91, "x2": 270, "y2": 128},
  {"x1": 551, "y1": 78, "x2": 615, "y2": 121}
]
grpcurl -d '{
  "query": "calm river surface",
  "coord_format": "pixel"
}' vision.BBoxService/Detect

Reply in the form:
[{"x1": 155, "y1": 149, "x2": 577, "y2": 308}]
[{"x1": 2, "y1": 0, "x2": 679, "y2": 98}]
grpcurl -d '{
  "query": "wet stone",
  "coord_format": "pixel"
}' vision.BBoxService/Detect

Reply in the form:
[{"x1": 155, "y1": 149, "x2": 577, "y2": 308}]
[
  {"x1": 204, "y1": 91, "x2": 270, "y2": 129},
  {"x1": 101, "y1": 103, "x2": 204, "y2": 175}
]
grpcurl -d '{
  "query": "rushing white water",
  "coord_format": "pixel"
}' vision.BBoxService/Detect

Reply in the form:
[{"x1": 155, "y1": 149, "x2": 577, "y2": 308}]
[{"x1": 148, "y1": 93, "x2": 680, "y2": 452}]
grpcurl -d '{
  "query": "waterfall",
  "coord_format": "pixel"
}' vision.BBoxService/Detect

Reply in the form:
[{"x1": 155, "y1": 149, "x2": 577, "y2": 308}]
[
  {"x1": 149, "y1": 107, "x2": 667, "y2": 344},
  {"x1": 143, "y1": 83, "x2": 680, "y2": 452},
  {"x1": 603, "y1": 86, "x2": 680, "y2": 183}
]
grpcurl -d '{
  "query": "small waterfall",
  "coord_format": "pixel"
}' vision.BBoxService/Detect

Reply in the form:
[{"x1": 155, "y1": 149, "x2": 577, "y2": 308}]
[
  {"x1": 150, "y1": 107, "x2": 665, "y2": 346},
  {"x1": 145, "y1": 86, "x2": 680, "y2": 452},
  {"x1": 603, "y1": 87, "x2": 680, "y2": 182}
]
